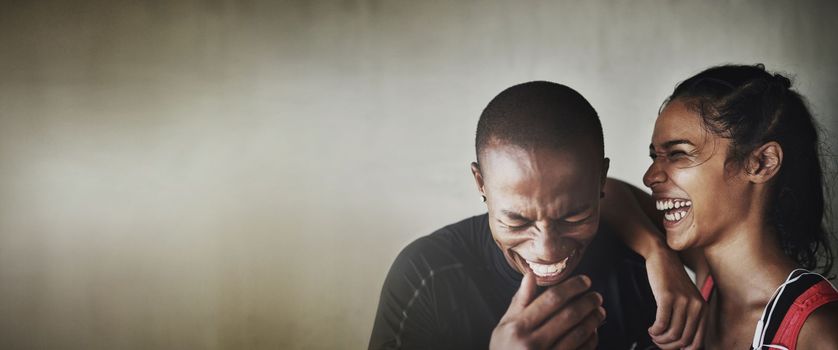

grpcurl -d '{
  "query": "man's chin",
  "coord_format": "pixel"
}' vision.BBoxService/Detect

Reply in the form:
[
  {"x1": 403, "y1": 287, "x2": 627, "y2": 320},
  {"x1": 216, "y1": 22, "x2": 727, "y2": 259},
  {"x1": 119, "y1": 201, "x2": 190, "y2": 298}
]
[{"x1": 532, "y1": 265, "x2": 577, "y2": 286}]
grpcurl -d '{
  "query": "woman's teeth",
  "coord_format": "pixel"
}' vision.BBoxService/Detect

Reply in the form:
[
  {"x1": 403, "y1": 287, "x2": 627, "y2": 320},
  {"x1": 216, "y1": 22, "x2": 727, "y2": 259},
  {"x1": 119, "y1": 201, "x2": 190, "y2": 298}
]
[
  {"x1": 664, "y1": 211, "x2": 687, "y2": 221},
  {"x1": 526, "y1": 256, "x2": 571, "y2": 277},
  {"x1": 656, "y1": 199, "x2": 692, "y2": 222},
  {"x1": 655, "y1": 199, "x2": 691, "y2": 210}
]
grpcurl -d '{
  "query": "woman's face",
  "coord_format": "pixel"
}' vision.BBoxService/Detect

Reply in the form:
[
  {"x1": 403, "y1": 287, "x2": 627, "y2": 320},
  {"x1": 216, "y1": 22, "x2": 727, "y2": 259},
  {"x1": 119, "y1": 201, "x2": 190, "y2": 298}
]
[{"x1": 643, "y1": 99, "x2": 750, "y2": 251}]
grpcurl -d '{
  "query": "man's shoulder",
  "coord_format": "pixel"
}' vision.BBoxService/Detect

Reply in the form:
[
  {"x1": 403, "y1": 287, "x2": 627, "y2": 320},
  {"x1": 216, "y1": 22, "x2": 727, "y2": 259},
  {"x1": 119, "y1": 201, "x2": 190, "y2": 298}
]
[
  {"x1": 393, "y1": 214, "x2": 489, "y2": 273},
  {"x1": 370, "y1": 214, "x2": 496, "y2": 350},
  {"x1": 431, "y1": 213, "x2": 490, "y2": 244},
  {"x1": 581, "y1": 224, "x2": 657, "y2": 348},
  {"x1": 584, "y1": 222, "x2": 647, "y2": 269},
  {"x1": 590, "y1": 223, "x2": 651, "y2": 295}
]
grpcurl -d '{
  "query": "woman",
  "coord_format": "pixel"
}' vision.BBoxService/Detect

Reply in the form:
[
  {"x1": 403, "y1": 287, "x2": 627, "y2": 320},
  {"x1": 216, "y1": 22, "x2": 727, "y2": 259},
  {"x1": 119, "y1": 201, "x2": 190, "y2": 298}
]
[{"x1": 643, "y1": 64, "x2": 838, "y2": 349}]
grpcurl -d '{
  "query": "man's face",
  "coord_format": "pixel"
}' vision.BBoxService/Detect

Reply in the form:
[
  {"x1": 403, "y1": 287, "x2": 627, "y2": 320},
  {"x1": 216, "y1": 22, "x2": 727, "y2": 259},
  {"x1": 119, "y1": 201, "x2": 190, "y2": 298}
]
[{"x1": 474, "y1": 143, "x2": 607, "y2": 286}]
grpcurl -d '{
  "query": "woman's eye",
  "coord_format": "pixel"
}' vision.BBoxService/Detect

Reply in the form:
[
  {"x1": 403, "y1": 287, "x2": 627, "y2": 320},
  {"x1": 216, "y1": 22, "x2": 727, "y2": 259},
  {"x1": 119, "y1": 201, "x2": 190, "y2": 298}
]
[
  {"x1": 649, "y1": 153, "x2": 658, "y2": 160},
  {"x1": 668, "y1": 150, "x2": 687, "y2": 158}
]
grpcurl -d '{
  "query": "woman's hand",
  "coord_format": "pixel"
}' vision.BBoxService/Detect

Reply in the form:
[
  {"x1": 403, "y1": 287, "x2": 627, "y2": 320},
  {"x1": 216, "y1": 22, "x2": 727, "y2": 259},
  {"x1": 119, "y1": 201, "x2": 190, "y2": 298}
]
[{"x1": 645, "y1": 248, "x2": 706, "y2": 350}]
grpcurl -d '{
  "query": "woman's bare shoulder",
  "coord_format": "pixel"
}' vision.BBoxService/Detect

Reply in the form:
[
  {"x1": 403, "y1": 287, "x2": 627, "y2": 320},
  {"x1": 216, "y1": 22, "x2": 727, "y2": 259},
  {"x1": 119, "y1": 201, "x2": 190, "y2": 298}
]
[{"x1": 797, "y1": 301, "x2": 838, "y2": 349}]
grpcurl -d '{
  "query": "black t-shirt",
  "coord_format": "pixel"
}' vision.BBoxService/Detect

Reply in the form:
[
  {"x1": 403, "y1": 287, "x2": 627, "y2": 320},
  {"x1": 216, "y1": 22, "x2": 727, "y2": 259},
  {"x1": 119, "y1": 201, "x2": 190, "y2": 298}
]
[{"x1": 369, "y1": 214, "x2": 658, "y2": 350}]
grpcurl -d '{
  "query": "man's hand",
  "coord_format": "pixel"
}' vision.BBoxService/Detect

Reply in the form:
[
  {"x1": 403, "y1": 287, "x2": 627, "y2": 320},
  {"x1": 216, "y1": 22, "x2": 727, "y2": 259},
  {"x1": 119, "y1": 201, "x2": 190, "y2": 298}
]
[
  {"x1": 645, "y1": 249, "x2": 706, "y2": 350},
  {"x1": 490, "y1": 273, "x2": 605, "y2": 350}
]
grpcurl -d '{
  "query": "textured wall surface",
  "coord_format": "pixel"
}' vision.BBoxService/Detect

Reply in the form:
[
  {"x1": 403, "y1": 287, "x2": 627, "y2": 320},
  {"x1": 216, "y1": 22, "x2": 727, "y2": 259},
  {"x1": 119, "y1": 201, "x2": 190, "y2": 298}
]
[{"x1": 1, "y1": 1, "x2": 836, "y2": 349}]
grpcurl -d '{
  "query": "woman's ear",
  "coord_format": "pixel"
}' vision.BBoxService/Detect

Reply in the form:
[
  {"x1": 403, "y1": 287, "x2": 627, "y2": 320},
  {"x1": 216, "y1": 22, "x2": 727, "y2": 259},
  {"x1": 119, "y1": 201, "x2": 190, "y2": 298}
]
[{"x1": 746, "y1": 142, "x2": 783, "y2": 184}]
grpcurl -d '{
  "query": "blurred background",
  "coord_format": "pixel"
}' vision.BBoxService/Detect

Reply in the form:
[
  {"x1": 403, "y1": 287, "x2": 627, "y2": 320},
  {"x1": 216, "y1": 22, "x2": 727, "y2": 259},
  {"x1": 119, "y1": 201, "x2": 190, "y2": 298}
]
[{"x1": 1, "y1": 0, "x2": 836, "y2": 349}]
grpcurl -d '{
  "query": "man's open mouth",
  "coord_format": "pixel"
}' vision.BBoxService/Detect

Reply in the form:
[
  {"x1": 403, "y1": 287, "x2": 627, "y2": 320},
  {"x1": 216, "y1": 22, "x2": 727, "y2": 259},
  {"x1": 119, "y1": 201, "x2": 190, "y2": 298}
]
[
  {"x1": 508, "y1": 240, "x2": 583, "y2": 285},
  {"x1": 525, "y1": 254, "x2": 574, "y2": 277}
]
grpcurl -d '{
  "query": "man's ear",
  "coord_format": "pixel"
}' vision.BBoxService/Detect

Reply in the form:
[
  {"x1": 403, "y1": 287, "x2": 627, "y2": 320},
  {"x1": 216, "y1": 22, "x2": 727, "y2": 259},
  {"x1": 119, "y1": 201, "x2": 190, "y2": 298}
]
[
  {"x1": 746, "y1": 142, "x2": 783, "y2": 184},
  {"x1": 600, "y1": 157, "x2": 611, "y2": 188},
  {"x1": 470, "y1": 162, "x2": 485, "y2": 195}
]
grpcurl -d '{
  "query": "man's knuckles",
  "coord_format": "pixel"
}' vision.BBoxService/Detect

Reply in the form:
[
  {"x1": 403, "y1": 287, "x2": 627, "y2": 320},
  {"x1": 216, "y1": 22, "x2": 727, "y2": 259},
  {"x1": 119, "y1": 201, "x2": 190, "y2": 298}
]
[
  {"x1": 556, "y1": 311, "x2": 602, "y2": 349},
  {"x1": 560, "y1": 292, "x2": 602, "y2": 321},
  {"x1": 538, "y1": 276, "x2": 591, "y2": 307}
]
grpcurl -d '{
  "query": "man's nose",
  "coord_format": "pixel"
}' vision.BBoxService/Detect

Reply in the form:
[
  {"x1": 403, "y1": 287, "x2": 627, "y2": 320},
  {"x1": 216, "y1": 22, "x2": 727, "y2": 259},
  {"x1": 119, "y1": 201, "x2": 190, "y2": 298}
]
[{"x1": 531, "y1": 222, "x2": 566, "y2": 261}]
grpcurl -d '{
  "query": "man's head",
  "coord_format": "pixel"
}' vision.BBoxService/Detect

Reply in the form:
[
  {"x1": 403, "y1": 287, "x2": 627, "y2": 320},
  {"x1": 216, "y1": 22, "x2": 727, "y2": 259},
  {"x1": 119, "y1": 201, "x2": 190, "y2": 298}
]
[{"x1": 470, "y1": 81, "x2": 609, "y2": 286}]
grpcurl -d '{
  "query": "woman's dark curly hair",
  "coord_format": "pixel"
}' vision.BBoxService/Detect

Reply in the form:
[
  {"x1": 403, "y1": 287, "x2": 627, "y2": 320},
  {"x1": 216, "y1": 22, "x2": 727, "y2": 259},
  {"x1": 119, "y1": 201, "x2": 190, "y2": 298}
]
[{"x1": 666, "y1": 64, "x2": 834, "y2": 275}]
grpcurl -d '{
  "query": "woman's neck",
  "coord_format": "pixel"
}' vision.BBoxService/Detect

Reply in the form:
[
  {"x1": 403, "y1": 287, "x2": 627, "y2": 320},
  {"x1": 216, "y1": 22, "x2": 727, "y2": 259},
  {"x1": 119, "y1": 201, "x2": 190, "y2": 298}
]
[{"x1": 704, "y1": 220, "x2": 796, "y2": 308}]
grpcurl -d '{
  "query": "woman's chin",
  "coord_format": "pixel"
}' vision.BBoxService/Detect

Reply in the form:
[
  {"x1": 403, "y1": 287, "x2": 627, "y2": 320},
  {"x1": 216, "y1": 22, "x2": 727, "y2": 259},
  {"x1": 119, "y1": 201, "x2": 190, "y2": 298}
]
[{"x1": 665, "y1": 230, "x2": 695, "y2": 251}]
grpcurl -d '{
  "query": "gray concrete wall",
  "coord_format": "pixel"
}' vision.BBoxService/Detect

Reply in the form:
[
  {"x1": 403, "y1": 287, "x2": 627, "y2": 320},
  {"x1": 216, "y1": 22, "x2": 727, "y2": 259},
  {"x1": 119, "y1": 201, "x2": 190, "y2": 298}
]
[{"x1": 1, "y1": 1, "x2": 836, "y2": 349}]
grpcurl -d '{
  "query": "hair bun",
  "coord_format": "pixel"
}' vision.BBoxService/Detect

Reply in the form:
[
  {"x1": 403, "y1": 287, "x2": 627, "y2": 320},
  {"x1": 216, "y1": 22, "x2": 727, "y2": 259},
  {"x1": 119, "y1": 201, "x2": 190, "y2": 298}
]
[{"x1": 773, "y1": 74, "x2": 792, "y2": 89}]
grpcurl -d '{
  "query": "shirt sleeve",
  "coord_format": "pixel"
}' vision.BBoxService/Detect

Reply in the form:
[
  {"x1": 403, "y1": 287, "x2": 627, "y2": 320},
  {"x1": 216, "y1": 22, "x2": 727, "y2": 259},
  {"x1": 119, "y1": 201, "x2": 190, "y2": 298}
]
[{"x1": 368, "y1": 239, "x2": 443, "y2": 350}]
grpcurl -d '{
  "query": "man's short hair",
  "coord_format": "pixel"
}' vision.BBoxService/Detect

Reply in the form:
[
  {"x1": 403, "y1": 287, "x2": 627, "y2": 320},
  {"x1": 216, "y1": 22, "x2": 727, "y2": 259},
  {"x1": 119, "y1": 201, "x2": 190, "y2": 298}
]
[{"x1": 475, "y1": 81, "x2": 604, "y2": 163}]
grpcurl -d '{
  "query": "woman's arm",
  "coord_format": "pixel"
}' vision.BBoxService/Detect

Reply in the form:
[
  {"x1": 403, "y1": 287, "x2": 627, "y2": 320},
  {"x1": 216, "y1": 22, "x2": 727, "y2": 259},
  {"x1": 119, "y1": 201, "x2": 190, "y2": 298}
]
[
  {"x1": 602, "y1": 178, "x2": 666, "y2": 259},
  {"x1": 602, "y1": 177, "x2": 707, "y2": 350}
]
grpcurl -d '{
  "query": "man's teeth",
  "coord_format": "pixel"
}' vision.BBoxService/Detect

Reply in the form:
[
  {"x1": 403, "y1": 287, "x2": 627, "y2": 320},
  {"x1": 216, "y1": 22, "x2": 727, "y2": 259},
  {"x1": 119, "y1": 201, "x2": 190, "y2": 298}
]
[
  {"x1": 527, "y1": 256, "x2": 570, "y2": 277},
  {"x1": 655, "y1": 199, "x2": 692, "y2": 211}
]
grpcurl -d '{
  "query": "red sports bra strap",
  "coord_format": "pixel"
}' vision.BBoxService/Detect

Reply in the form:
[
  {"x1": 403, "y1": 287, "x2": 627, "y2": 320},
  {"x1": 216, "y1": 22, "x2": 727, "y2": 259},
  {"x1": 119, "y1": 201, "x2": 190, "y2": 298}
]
[
  {"x1": 768, "y1": 280, "x2": 838, "y2": 350},
  {"x1": 700, "y1": 275, "x2": 714, "y2": 302}
]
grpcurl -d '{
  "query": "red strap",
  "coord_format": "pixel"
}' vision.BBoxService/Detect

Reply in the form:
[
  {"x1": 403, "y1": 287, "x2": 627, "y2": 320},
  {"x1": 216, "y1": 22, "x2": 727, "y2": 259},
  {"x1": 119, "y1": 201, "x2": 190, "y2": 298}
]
[
  {"x1": 700, "y1": 275, "x2": 714, "y2": 301},
  {"x1": 768, "y1": 280, "x2": 838, "y2": 350}
]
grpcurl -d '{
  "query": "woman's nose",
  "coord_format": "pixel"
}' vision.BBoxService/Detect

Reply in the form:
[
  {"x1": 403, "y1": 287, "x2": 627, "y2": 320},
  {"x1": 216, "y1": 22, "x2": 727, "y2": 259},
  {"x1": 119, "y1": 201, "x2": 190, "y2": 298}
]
[{"x1": 643, "y1": 160, "x2": 666, "y2": 188}]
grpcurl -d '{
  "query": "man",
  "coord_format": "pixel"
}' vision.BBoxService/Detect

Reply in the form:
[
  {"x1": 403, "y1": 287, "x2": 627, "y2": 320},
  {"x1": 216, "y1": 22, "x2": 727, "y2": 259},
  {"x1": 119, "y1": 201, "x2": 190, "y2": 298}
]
[{"x1": 368, "y1": 81, "x2": 659, "y2": 349}]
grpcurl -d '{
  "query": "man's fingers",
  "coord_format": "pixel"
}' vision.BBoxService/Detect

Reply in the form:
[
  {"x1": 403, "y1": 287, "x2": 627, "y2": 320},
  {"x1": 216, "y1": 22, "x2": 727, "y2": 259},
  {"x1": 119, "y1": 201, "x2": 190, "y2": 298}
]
[
  {"x1": 551, "y1": 307, "x2": 605, "y2": 350},
  {"x1": 497, "y1": 275, "x2": 594, "y2": 349},
  {"x1": 532, "y1": 291, "x2": 603, "y2": 345},
  {"x1": 575, "y1": 331, "x2": 598, "y2": 350},
  {"x1": 509, "y1": 271, "x2": 538, "y2": 313},
  {"x1": 649, "y1": 296, "x2": 672, "y2": 336},
  {"x1": 521, "y1": 275, "x2": 591, "y2": 325}
]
